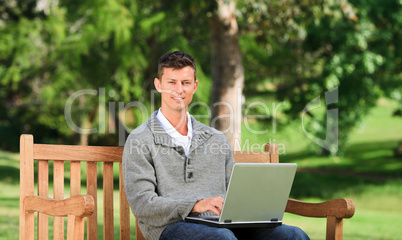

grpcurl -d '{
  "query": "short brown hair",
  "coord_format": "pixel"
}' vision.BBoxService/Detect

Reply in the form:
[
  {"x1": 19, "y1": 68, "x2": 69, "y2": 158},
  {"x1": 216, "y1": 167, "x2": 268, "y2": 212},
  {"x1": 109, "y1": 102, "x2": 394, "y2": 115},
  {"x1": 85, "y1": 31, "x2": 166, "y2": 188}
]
[{"x1": 157, "y1": 51, "x2": 197, "y2": 80}]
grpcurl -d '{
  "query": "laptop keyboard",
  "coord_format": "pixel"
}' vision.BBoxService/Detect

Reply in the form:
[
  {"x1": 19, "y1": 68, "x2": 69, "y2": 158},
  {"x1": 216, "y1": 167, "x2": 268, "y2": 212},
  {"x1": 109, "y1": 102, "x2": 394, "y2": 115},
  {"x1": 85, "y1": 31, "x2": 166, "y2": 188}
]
[{"x1": 189, "y1": 212, "x2": 219, "y2": 221}]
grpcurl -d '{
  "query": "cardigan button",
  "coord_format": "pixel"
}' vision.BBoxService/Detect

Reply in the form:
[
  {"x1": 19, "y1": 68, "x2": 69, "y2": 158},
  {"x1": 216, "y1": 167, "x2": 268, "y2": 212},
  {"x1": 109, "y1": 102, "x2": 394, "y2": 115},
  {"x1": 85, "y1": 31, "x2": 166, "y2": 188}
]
[{"x1": 187, "y1": 172, "x2": 193, "y2": 179}]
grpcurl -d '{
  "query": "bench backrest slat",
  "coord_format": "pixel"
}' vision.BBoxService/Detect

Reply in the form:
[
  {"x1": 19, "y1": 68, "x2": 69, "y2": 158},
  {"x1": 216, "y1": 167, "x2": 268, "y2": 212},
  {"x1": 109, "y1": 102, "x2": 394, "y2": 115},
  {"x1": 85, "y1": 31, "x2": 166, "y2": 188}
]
[
  {"x1": 70, "y1": 161, "x2": 82, "y2": 240},
  {"x1": 38, "y1": 160, "x2": 49, "y2": 240},
  {"x1": 119, "y1": 162, "x2": 131, "y2": 239},
  {"x1": 71, "y1": 161, "x2": 81, "y2": 196},
  {"x1": 87, "y1": 162, "x2": 98, "y2": 240},
  {"x1": 54, "y1": 160, "x2": 65, "y2": 240},
  {"x1": 103, "y1": 162, "x2": 115, "y2": 240}
]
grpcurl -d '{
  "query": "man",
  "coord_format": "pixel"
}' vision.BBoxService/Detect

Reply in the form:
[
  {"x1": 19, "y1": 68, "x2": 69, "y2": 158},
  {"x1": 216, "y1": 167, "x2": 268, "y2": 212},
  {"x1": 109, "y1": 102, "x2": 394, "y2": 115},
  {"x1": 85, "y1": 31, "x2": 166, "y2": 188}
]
[{"x1": 122, "y1": 51, "x2": 309, "y2": 240}]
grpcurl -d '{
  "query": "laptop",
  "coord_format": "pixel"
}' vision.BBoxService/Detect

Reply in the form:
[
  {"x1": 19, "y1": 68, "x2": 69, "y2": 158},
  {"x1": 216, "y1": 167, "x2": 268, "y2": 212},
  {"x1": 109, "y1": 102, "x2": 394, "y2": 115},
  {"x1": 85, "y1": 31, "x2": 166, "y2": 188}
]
[{"x1": 185, "y1": 163, "x2": 297, "y2": 228}]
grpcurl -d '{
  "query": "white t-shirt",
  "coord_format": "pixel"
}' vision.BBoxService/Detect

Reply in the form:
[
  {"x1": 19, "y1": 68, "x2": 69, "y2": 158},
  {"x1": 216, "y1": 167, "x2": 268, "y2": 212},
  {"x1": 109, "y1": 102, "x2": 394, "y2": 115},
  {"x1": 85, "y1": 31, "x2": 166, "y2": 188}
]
[{"x1": 156, "y1": 109, "x2": 193, "y2": 157}]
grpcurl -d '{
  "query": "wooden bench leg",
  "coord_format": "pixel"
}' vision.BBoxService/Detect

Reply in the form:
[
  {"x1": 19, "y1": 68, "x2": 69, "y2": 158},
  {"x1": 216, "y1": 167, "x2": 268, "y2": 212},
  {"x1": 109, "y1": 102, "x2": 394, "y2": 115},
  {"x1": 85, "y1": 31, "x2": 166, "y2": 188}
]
[{"x1": 326, "y1": 216, "x2": 343, "y2": 240}]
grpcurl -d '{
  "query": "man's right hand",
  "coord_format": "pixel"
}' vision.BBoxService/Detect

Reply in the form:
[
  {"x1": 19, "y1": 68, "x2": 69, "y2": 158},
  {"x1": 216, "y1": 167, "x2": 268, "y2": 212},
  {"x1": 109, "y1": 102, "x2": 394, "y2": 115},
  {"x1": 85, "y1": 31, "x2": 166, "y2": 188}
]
[{"x1": 191, "y1": 197, "x2": 224, "y2": 216}]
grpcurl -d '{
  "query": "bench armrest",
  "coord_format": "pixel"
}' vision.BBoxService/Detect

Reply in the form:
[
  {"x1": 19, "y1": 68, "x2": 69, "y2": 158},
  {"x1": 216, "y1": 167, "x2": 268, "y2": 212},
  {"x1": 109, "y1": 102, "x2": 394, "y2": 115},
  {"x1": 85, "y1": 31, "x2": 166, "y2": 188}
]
[
  {"x1": 285, "y1": 198, "x2": 355, "y2": 219},
  {"x1": 24, "y1": 195, "x2": 95, "y2": 217}
]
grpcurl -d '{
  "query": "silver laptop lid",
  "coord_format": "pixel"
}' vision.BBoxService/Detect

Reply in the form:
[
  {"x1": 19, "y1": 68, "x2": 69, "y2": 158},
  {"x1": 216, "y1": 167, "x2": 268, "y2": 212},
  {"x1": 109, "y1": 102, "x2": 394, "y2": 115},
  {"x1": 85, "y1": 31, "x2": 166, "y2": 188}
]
[{"x1": 219, "y1": 163, "x2": 297, "y2": 223}]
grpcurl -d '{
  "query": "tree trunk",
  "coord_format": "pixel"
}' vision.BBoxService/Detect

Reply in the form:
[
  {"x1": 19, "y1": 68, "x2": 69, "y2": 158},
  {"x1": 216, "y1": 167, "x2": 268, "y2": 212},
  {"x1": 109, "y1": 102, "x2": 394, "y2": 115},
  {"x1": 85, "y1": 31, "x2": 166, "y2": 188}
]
[{"x1": 209, "y1": 0, "x2": 244, "y2": 150}]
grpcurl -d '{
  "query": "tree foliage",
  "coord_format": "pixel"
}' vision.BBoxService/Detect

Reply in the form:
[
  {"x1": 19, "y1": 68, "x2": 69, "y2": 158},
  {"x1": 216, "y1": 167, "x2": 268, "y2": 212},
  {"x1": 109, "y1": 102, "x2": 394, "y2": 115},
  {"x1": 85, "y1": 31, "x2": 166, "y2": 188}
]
[
  {"x1": 0, "y1": 0, "x2": 213, "y2": 149},
  {"x1": 236, "y1": 0, "x2": 401, "y2": 154},
  {"x1": 0, "y1": 0, "x2": 400, "y2": 153}
]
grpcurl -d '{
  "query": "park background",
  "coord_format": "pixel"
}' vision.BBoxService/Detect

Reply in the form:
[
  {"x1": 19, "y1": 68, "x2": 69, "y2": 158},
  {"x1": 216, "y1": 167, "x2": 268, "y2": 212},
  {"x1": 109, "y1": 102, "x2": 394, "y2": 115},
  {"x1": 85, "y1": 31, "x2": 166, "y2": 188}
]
[{"x1": 0, "y1": 0, "x2": 401, "y2": 239}]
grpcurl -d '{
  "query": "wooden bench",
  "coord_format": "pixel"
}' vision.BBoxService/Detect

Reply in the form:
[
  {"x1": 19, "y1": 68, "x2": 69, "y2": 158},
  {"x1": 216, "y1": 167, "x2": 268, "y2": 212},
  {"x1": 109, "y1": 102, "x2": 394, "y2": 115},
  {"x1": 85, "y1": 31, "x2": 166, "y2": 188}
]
[{"x1": 19, "y1": 134, "x2": 355, "y2": 240}]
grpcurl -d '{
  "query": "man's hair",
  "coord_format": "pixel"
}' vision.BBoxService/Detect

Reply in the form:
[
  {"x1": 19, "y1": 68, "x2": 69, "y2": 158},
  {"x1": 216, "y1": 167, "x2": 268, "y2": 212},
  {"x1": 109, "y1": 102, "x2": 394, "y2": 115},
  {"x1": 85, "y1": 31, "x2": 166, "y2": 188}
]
[{"x1": 157, "y1": 51, "x2": 197, "y2": 80}]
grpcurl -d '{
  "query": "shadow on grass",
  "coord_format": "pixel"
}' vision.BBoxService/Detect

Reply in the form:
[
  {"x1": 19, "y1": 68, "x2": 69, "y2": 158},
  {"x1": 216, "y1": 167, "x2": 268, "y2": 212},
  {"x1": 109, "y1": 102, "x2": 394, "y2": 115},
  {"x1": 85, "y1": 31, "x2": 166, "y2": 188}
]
[
  {"x1": 0, "y1": 165, "x2": 19, "y2": 184},
  {"x1": 281, "y1": 140, "x2": 402, "y2": 200},
  {"x1": 0, "y1": 196, "x2": 19, "y2": 209},
  {"x1": 289, "y1": 172, "x2": 398, "y2": 200},
  {"x1": 282, "y1": 140, "x2": 402, "y2": 177},
  {"x1": 0, "y1": 151, "x2": 20, "y2": 184}
]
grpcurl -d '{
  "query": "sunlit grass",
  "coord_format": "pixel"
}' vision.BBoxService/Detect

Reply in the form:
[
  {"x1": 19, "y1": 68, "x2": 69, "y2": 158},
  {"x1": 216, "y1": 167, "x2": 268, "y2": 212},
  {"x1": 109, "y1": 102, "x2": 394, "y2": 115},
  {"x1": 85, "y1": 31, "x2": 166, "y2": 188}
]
[
  {"x1": 0, "y1": 182, "x2": 20, "y2": 240},
  {"x1": 285, "y1": 180, "x2": 402, "y2": 240}
]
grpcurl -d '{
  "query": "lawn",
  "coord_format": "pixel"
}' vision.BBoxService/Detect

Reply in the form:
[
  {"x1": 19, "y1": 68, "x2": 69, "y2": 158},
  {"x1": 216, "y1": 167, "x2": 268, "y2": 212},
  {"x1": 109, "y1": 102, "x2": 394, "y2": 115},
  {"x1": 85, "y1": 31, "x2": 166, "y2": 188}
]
[{"x1": 1, "y1": 98, "x2": 401, "y2": 239}]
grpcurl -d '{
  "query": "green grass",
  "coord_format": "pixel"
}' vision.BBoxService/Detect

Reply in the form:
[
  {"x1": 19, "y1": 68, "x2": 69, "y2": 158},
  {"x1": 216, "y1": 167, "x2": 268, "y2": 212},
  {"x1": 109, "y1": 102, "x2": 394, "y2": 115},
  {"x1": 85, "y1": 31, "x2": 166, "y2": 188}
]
[
  {"x1": 1, "y1": 98, "x2": 402, "y2": 239},
  {"x1": 285, "y1": 178, "x2": 402, "y2": 240},
  {"x1": 0, "y1": 182, "x2": 20, "y2": 240}
]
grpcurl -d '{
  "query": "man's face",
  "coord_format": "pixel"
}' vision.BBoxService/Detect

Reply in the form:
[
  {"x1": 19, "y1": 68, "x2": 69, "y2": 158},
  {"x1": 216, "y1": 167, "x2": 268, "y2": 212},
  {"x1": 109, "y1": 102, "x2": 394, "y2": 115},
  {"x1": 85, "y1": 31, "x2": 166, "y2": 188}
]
[{"x1": 154, "y1": 66, "x2": 198, "y2": 114}]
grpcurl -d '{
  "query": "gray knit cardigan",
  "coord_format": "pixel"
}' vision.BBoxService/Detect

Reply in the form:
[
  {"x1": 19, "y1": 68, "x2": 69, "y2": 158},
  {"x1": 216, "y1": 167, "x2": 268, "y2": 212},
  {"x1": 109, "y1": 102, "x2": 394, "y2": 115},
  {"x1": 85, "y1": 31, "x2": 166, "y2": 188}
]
[{"x1": 122, "y1": 111, "x2": 235, "y2": 240}]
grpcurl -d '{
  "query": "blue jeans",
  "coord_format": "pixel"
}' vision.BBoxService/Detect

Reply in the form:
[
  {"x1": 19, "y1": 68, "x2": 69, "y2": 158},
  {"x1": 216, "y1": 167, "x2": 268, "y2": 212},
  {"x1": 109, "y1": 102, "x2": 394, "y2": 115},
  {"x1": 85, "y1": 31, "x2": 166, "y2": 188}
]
[{"x1": 160, "y1": 221, "x2": 310, "y2": 240}]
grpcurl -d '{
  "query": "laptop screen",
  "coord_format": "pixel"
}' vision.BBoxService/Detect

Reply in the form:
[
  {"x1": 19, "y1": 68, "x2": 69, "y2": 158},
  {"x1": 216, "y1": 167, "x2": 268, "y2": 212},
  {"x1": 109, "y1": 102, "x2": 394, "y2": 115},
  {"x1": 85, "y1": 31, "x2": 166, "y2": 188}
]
[{"x1": 219, "y1": 163, "x2": 297, "y2": 223}]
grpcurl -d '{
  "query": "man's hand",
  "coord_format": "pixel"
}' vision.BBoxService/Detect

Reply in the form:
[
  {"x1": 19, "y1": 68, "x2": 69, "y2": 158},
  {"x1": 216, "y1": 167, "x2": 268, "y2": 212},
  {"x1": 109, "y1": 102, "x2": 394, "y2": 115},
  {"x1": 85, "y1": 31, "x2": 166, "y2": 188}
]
[{"x1": 191, "y1": 197, "x2": 224, "y2": 216}]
